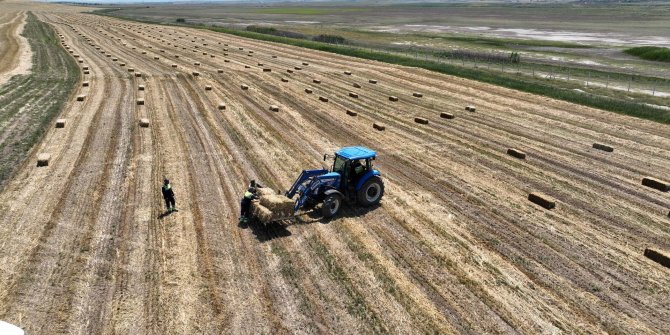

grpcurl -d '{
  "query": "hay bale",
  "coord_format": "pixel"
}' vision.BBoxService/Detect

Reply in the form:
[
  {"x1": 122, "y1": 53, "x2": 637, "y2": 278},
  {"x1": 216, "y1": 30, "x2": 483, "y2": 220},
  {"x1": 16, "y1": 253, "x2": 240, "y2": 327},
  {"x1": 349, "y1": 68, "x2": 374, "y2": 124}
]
[
  {"x1": 389, "y1": 96, "x2": 398, "y2": 102},
  {"x1": 224, "y1": 59, "x2": 230, "y2": 63},
  {"x1": 135, "y1": 73, "x2": 142, "y2": 78},
  {"x1": 241, "y1": 84, "x2": 249, "y2": 90},
  {"x1": 642, "y1": 177, "x2": 669, "y2": 192},
  {"x1": 192, "y1": 71, "x2": 200, "y2": 76},
  {"x1": 346, "y1": 110, "x2": 358, "y2": 117},
  {"x1": 272, "y1": 55, "x2": 277, "y2": 58},
  {"x1": 319, "y1": 96, "x2": 329, "y2": 102},
  {"x1": 263, "y1": 68, "x2": 272, "y2": 72},
  {"x1": 413, "y1": 92, "x2": 423, "y2": 98},
  {"x1": 269, "y1": 105, "x2": 280, "y2": 112},
  {"x1": 259, "y1": 194, "x2": 294, "y2": 214},
  {"x1": 248, "y1": 51, "x2": 254, "y2": 54},
  {"x1": 305, "y1": 88, "x2": 313, "y2": 94},
  {"x1": 251, "y1": 202, "x2": 274, "y2": 224},
  {"x1": 257, "y1": 63, "x2": 264, "y2": 66},
  {"x1": 138, "y1": 85, "x2": 145, "y2": 91},
  {"x1": 440, "y1": 112, "x2": 455, "y2": 119},
  {"x1": 414, "y1": 117, "x2": 429, "y2": 125},
  {"x1": 82, "y1": 66, "x2": 89, "y2": 70},
  {"x1": 194, "y1": 62, "x2": 200, "y2": 66},
  {"x1": 205, "y1": 85, "x2": 213, "y2": 91},
  {"x1": 245, "y1": 65, "x2": 250, "y2": 69},
  {"x1": 353, "y1": 83, "x2": 361, "y2": 88},
  {"x1": 202, "y1": 52, "x2": 208, "y2": 55},
  {"x1": 344, "y1": 71, "x2": 352, "y2": 75},
  {"x1": 593, "y1": 143, "x2": 614, "y2": 152},
  {"x1": 313, "y1": 79, "x2": 321, "y2": 84},
  {"x1": 128, "y1": 68, "x2": 135, "y2": 72},
  {"x1": 141, "y1": 51, "x2": 146, "y2": 54},
  {"x1": 37, "y1": 154, "x2": 50, "y2": 167},
  {"x1": 76, "y1": 95, "x2": 85, "y2": 101},
  {"x1": 373, "y1": 123, "x2": 386, "y2": 131},
  {"x1": 136, "y1": 98, "x2": 145, "y2": 105},
  {"x1": 528, "y1": 192, "x2": 556, "y2": 210},
  {"x1": 112, "y1": 58, "x2": 118, "y2": 61},
  {"x1": 466, "y1": 105, "x2": 476, "y2": 112},
  {"x1": 281, "y1": 78, "x2": 289, "y2": 82},
  {"x1": 82, "y1": 81, "x2": 89, "y2": 87},
  {"x1": 507, "y1": 148, "x2": 526, "y2": 159},
  {"x1": 120, "y1": 63, "x2": 126, "y2": 67},
  {"x1": 223, "y1": 53, "x2": 228, "y2": 56},
  {"x1": 174, "y1": 55, "x2": 180, "y2": 58},
  {"x1": 294, "y1": 66, "x2": 302, "y2": 70},
  {"x1": 83, "y1": 70, "x2": 90, "y2": 75},
  {"x1": 369, "y1": 79, "x2": 378, "y2": 84},
  {"x1": 78, "y1": 60, "x2": 84, "y2": 64},
  {"x1": 218, "y1": 103, "x2": 226, "y2": 110},
  {"x1": 349, "y1": 92, "x2": 358, "y2": 98},
  {"x1": 644, "y1": 248, "x2": 670, "y2": 268},
  {"x1": 139, "y1": 118, "x2": 150, "y2": 127},
  {"x1": 172, "y1": 64, "x2": 178, "y2": 68},
  {"x1": 55, "y1": 119, "x2": 66, "y2": 128}
]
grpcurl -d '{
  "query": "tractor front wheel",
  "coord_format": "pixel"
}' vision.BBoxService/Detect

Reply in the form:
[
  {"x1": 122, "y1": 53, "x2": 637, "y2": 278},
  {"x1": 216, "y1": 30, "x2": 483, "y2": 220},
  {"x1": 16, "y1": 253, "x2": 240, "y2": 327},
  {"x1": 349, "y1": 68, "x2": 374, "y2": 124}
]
[
  {"x1": 322, "y1": 193, "x2": 342, "y2": 218},
  {"x1": 357, "y1": 177, "x2": 384, "y2": 206}
]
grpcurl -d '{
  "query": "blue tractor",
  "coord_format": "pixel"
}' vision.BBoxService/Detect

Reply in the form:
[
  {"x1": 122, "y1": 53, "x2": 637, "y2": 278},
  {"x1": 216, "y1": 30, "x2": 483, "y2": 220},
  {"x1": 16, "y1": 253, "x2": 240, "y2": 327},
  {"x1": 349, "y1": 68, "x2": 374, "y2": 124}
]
[
  {"x1": 287, "y1": 146, "x2": 384, "y2": 218},
  {"x1": 252, "y1": 146, "x2": 384, "y2": 223}
]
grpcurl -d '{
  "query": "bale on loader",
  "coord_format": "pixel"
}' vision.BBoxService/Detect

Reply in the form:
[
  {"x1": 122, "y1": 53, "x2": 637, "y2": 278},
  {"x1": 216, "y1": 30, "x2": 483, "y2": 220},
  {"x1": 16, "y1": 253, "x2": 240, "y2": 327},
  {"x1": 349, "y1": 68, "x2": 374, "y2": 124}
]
[
  {"x1": 263, "y1": 68, "x2": 272, "y2": 72},
  {"x1": 251, "y1": 202, "x2": 274, "y2": 224}
]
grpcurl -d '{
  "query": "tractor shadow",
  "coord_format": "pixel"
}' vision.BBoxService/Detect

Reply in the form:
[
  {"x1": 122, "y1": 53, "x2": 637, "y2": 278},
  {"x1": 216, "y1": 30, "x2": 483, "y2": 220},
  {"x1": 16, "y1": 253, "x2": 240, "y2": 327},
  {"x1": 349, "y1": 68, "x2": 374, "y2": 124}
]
[
  {"x1": 242, "y1": 219, "x2": 292, "y2": 242},
  {"x1": 296, "y1": 203, "x2": 382, "y2": 225}
]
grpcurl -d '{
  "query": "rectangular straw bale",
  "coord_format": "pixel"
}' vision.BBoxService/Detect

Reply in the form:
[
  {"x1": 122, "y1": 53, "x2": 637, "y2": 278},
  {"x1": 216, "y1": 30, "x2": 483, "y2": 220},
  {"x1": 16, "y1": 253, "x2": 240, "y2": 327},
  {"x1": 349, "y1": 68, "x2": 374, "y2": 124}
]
[
  {"x1": 369, "y1": 79, "x2": 378, "y2": 84},
  {"x1": 263, "y1": 68, "x2": 271, "y2": 72},
  {"x1": 83, "y1": 70, "x2": 89, "y2": 75},
  {"x1": 192, "y1": 71, "x2": 199, "y2": 76},
  {"x1": 136, "y1": 98, "x2": 145, "y2": 105},
  {"x1": 281, "y1": 78, "x2": 289, "y2": 82},
  {"x1": 76, "y1": 95, "x2": 85, "y2": 101},
  {"x1": 139, "y1": 118, "x2": 150, "y2": 127},
  {"x1": 217, "y1": 69, "x2": 224, "y2": 73},
  {"x1": 218, "y1": 103, "x2": 226, "y2": 110},
  {"x1": 172, "y1": 64, "x2": 178, "y2": 68},
  {"x1": 344, "y1": 71, "x2": 352, "y2": 75},
  {"x1": 346, "y1": 110, "x2": 358, "y2": 117},
  {"x1": 644, "y1": 248, "x2": 670, "y2": 268},
  {"x1": 128, "y1": 68, "x2": 134, "y2": 72},
  {"x1": 194, "y1": 62, "x2": 200, "y2": 66},
  {"x1": 592, "y1": 143, "x2": 614, "y2": 152},
  {"x1": 353, "y1": 83, "x2": 361, "y2": 88},
  {"x1": 349, "y1": 92, "x2": 358, "y2": 98},
  {"x1": 82, "y1": 66, "x2": 89, "y2": 70},
  {"x1": 414, "y1": 117, "x2": 429, "y2": 124},
  {"x1": 138, "y1": 85, "x2": 145, "y2": 91},
  {"x1": 245, "y1": 65, "x2": 250, "y2": 69},
  {"x1": 313, "y1": 79, "x2": 321, "y2": 84},
  {"x1": 37, "y1": 154, "x2": 50, "y2": 167},
  {"x1": 205, "y1": 85, "x2": 212, "y2": 91},
  {"x1": 440, "y1": 112, "x2": 455, "y2": 119},
  {"x1": 287, "y1": 69, "x2": 294, "y2": 73},
  {"x1": 413, "y1": 92, "x2": 423, "y2": 98},
  {"x1": 82, "y1": 81, "x2": 89, "y2": 87},
  {"x1": 319, "y1": 96, "x2": 329, "y2": 102},
  {"x1": 528, "y1": 192, "x2": 556, "y2": 209},
  {"x1": 294, "y1": 66, "x2": 302, "y2": 70},
  {"x1": 389, "y1": 96, "x2": 398, "y2": 102},
  {"x1": 466, "y1": 105, "x2": 476, "y2": 112},
  {"x1": 251, "y1": 203, "x2": 274, "y2": 224},
  {"x1": 259, "y1": 194, "x2": 294, "y2": 214},
  {"x1": 135, "y1": 73, "x2": 142, "y2": 77},
  {"x1": 272, "y1": 55, "x2": 277, "y2": 58},
  {"x1": 305, "y1": 88, "x2": 313, "y2": 94},
  {"x1": 55, "y1": 119, "x2": 66, "y2": 128},
  {"x1": 241, "y1": 84, "x2": 249, "y2": 90},
  {"x1": 507, "y1": 148, "x2": 526, "y2": 159},
  {"x1": 642, "y1": 177, "x2": 669, "y2": 192},
  {"x1": 258, "y1": 63, "x2": 264, "y2": 66},
  {"x1": 373, "y1": 123, "x2": 386, "y2": 131}
]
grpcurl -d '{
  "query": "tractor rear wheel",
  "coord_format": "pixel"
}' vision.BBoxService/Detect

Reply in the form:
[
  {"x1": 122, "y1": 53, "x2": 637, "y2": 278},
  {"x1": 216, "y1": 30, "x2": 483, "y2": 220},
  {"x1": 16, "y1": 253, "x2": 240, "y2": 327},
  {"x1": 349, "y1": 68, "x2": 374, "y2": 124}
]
[
  {"x1": 322, "y1": 193, "x2": 342, "y2": 218},
  {"x1": 357, "y1": 176, "x2": 384, "y2": 206}
]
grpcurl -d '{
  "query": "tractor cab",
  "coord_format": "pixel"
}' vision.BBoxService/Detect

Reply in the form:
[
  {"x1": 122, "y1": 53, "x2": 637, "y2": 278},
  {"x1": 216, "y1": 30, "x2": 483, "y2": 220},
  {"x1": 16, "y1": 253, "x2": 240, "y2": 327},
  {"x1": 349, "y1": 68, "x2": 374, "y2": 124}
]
[{"x1": 329, "y1": 146, "x2": 377, "y2": 200}]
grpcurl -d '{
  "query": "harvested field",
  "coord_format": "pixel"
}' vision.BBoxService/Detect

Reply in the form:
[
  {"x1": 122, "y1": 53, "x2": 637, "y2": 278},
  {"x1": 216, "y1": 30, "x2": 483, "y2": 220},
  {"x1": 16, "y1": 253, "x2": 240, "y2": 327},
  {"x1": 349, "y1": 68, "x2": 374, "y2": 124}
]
[{"x1": 0, "y1": 8, "x2": 669, "y2": 335}]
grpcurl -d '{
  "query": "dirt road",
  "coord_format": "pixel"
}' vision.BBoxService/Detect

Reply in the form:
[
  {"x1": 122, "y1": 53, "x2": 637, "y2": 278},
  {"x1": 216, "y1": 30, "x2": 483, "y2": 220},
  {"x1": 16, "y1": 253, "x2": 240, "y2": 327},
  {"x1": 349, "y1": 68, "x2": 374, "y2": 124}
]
[{"x1": 0, "y1": 10, "x2": 668, "y2": 335}]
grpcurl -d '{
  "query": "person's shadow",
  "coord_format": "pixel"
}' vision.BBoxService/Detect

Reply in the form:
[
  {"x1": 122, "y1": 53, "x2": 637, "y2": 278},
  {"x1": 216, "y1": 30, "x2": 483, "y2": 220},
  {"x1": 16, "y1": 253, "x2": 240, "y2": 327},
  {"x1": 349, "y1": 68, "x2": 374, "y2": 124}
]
[{"x1": 157, "y1": 211, "x2": 173, "y2": 219}]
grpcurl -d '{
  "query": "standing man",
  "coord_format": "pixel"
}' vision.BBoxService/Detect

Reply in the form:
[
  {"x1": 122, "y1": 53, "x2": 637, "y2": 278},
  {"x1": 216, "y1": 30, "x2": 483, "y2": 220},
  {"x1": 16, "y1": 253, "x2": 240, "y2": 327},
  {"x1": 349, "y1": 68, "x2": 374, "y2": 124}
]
[
  {"x1": 162, "y1": 178, "x2": 177, "y2": 213},
  {"x1": 240, "y1": 185, "x2": 258, "y2": 223}
]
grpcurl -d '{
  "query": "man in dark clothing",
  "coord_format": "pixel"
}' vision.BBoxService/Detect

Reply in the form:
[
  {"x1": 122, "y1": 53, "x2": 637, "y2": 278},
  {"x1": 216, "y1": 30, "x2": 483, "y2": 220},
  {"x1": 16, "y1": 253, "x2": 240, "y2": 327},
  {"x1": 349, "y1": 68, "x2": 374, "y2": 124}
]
[
  {"x1": 162, "y1": 179, "x2": 177, "y2": 213},
  {"x1": 240, "y1": 186, "x2": 259, "y2": 223}
]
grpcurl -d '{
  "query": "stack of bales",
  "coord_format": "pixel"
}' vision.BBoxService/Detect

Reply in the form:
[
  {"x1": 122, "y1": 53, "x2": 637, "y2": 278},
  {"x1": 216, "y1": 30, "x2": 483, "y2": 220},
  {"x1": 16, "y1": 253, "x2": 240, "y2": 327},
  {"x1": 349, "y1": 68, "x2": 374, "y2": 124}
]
[{"x1": 252, "y1": 188, "x2": 295, "y2": 223}]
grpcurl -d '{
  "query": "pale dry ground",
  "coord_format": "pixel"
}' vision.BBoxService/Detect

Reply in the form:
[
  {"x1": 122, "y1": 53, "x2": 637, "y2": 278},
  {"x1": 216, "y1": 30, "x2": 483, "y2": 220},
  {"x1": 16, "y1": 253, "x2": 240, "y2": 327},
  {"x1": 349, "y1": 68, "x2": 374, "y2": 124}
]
[
  {"x1": 0, "y1": 10, "x2": 32, "y2": 86},
  {"x1": 0, "y1": 6, "x2": 669, "y2": 335}
]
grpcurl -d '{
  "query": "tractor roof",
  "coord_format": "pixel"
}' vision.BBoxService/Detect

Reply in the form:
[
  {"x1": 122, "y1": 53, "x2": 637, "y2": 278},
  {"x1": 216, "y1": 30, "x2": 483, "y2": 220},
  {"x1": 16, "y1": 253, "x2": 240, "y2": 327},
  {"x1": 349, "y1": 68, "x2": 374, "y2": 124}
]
[{"x1": 336, "y1": 146, "x2": 376, "y2": 160}]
